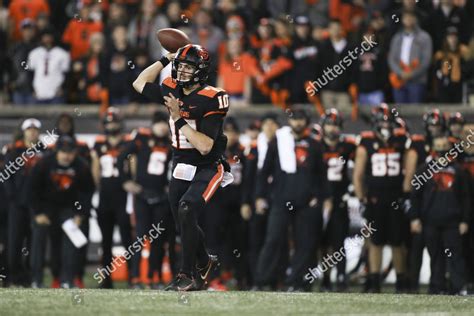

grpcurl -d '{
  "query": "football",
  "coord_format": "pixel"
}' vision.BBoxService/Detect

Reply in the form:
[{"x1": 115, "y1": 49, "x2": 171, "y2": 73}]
[{"x1": 156, "y1": 28, "x2": 191, "y2": 53}]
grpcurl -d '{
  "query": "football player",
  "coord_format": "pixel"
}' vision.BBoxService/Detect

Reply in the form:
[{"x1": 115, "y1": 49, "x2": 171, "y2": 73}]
[
  {"x1": 91, "y1": 107, "x2": 136, "y2": 289},
  {"x1": 133, "y1": 44, "x2": 231, "y2": 291},
  {"x1": 353, "y1": 104, "x2": 408, "y2": 293},
  {"x1": 319, "y1": 108, "x2": 356, "y2": 292},
  {"x1": 117, "y1": 111, "x2": 175, "y2": 289}
]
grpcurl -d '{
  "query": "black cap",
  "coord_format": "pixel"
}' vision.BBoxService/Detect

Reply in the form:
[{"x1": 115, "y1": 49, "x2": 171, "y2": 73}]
[
  {"x1": 261, "y1": 112, "x2": 279, "y2": 124},
  {"x1": 56, "y1": 135, "x2": 77, "y2": 152}
]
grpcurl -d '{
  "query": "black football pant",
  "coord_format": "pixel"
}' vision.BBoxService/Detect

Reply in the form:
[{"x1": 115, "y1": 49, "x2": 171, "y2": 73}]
[
  {"x1": 97, "y1": 198, "x2": 136, "y2": 286},
  {"x1": 31, "y1": 208, "x2": 78, "y2": 286},
  {"x1": 168, "y1": 163, "x2": 224, "y2": 276},
  {"x1": 204, "y1": 187, "x2": 247, "y2": 284},
  {"x1": 256, "y1": 201, "x2": 322, "y2": 288},
  {"x1": 131, "y1": 196, "x2": 176, "y2": 281},
  {"x1": 407, "y1": 232, "x2": 425, "y2": 291},
  {"x1": 322, "y1": 199, "x2": 349, "y2": 284},
  {"x1": 424, "y1": 225, "x2": 466, "y2": 293},
  {"x1": 248, "y1": 211, "x2": 267, "y2": 286},
  {"x1": 7, "y1": 203, "x2": 31, "y2": 285}
]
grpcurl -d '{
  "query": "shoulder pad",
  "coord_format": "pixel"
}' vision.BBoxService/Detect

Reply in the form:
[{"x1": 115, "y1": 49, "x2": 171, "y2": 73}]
[
  {"x1": 344, "y1": 135, "x2": 356, "y2": 144},
  {"x1": 76, "y1": 140, "x2": 88, "y2": 146},
  {"x1": 138, "y1": 127, "x2": 152, "y2": 136},
  {"x1": 394, "y1": 128, "x2": 407, "y2": 137},
  {"x1": 411, "y1": 134, "x2": 425, "y2": 142},
  {"x1": 198, "y1": 86, "x2": 226, "y2": 98},
  {"x1": 162, "y1": 76, "x2": 177, "y2": 89},
  {"x1": 14, "y1": 140, "x2": 25, "y2": 148},
  {"x1": 95, "y1": 135, "x2": 106, "y2": 143},
  {"x1": 360, "y1": 131, "x2": 375, "y2": 139}
]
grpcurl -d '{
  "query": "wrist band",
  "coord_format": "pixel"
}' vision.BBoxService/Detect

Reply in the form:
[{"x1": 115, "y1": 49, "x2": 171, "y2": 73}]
[
  {"x1": 159, "y1": 56, "x2": 170, "y2": 67},
  {"x1": 175, "y1": 118, "x2": 187, "y2": 129}
]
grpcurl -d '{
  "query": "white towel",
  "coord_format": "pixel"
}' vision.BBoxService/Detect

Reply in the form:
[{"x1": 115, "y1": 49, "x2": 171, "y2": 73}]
[
  {"x1": 257, "y1": 132, "x2": 269, "y2": 170},
  {"x1": 276, "y1": 126, "x2": 297, "y2": 174}
]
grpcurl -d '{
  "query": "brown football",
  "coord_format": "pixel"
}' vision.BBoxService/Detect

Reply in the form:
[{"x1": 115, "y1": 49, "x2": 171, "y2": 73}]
[{"x1": 156, "y1": 28, "x2": 191, "y2": 53}]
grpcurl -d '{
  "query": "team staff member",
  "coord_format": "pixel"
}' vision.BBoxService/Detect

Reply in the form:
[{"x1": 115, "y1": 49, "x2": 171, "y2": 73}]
[
  {"x1": 240, "y1": 114, "x2": 279, "y2": 288},
  {"x1": 353, "y1": 104, "x2": 408, "y2": 293},
  {"x1": 409, "y1": 135, "x2": 470, "y2": 295},
  {"x1": 30, "y1": 136, "x2": 94, "y2": 288},
  {"x1": 0, "y1": 153, "x2": 8, "y2": 287},
  {"x1": 91, "y1": 107, "x2": 135, "y2": 289},
  {"x1": 255, "y1": 109, "x2": 328, "y2": 292},
  {"x1": 133, "y1": 44, "x2": 231, "y2": 291},
  {"x1": 118, "y1": 111, "x2": 175, "y2": 289},
  {"x1": 46, "y1": 113, "x2": 91, "y2": 288},
  {"x1": 4, "y1": 118, "x2": 45, "y2": 287},
  {"x1": 319, "y1": 109, "x2": 356, "y2": 292}
]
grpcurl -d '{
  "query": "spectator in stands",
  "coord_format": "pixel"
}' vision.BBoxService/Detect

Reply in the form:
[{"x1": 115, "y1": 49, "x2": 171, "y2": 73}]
[
  {"x1": 129, "y1": 48, "x2": 152, "y2": 104},
  {"x1": 428, "y1": 0, "x2": 471, "y2": 52},
  {"x1": 75, "y1": 32, "x2": 107, "y2": 104},
  {"x1": 127, "y1": 0, "x2": 168, "y2": 61},
  {"x1": 389, "y1": 0, "x2": 430, "y2": 36},
  {"x1": 104, "y1": 2, "x2": 129, "y2": 42},
  {"x1": 9, "y1": 19, "x2": 36, "y2": 105},
  {"x1": 287, "y1": 15, "x2": 321, "y2": 104},
  {"x1": 8, "y1": 0, "x2": 49, "y2": 42},
  {"x1": 388, "y1": 11, "x2": 432, "y2": 104},
  {"x1": 433, "y1": 27, "x2": 465, "y2": 103},
  {"x1": 354, "y1": 29, "x2": 388, "y2": 106},
  {"x1": 217, "y1": 38, "x2": 253, "y2": 105},
  {"x1": 319, "y1": 19, "x2": 355, "y2": 109},
  {"x1": 62, "y1": 2, "x2": 103, "y2": 61},
  {"x1": 105, "y1": 25, "x2": 134, "y2": 105},
  {"x1": 28, "y1": 28, "x2": 70, "y2": 104},
  {"x1": 214, "y1": 0, "x2": 248, "y2": 32},
  {"x1": 165, "y1": 1, "x2": 187, "y2": 29}
]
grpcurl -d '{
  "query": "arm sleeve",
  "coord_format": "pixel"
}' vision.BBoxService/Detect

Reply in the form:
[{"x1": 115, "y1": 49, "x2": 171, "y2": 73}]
[
  {"x1": 142, "y1": 82, "x2": 165, "y2": 104},
  {"x1": 200, "y1": 114, "x2": 224, "y2": 141},
  {"x1": 117, "y1": 136, "x2": 139, "y2": 184}
]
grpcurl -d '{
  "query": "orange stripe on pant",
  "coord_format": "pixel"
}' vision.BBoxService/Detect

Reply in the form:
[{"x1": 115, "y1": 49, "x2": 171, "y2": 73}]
[{"x1": 202, "y1": 164, "x2": 224, "y2": 203}]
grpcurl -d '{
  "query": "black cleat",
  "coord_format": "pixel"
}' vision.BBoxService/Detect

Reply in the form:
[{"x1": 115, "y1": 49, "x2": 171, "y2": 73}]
[
  {"x1": 164, "y1": 275, "x2": 181, "y2": 291},
  {"x1": 176, "y1": 273, "x2": 200, "y2": 291},
  {"x1": 196, "y1": 255, "x2": 218, "y2": 288}
]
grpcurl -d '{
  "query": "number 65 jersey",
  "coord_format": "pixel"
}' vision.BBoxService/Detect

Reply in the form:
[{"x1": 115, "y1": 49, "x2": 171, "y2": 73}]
[
  {"x1": 142, "y1": 76, "x2": 230, "y2": 167},
  {"x1": 357, "y1": 130, "x2": 408, "y2": 194}
]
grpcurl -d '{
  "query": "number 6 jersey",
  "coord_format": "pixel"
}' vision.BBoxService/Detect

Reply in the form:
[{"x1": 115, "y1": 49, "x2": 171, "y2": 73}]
[{"x1": 142, "y1": 76, "x2": 229, "y2": 167}]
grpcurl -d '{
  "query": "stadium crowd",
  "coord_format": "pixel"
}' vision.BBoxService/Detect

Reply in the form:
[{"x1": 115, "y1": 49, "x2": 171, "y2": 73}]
[
  {"x1": 0, "y1": 0, "x2": 474, "y2": 296},
  {"x1": 0, "y1": 0, "x2": 474, "y2": 109}
]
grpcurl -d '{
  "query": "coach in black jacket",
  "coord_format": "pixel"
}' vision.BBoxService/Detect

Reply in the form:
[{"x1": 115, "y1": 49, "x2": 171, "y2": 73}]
[
  {"x1": 254, "y1": 109, "x2": 328, "y2": 291},
  {"x1": 30, "y1": 136, "x2": 94, "y2": 288},
  {"x1": 409, "y1": 135, "x2": 470, "y2": 295}
]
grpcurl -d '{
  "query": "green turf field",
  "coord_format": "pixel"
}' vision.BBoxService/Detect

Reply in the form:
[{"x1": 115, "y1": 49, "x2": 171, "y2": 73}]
[{"x1": 0, "y1": 288, "x2": 473, "y2": 315}]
